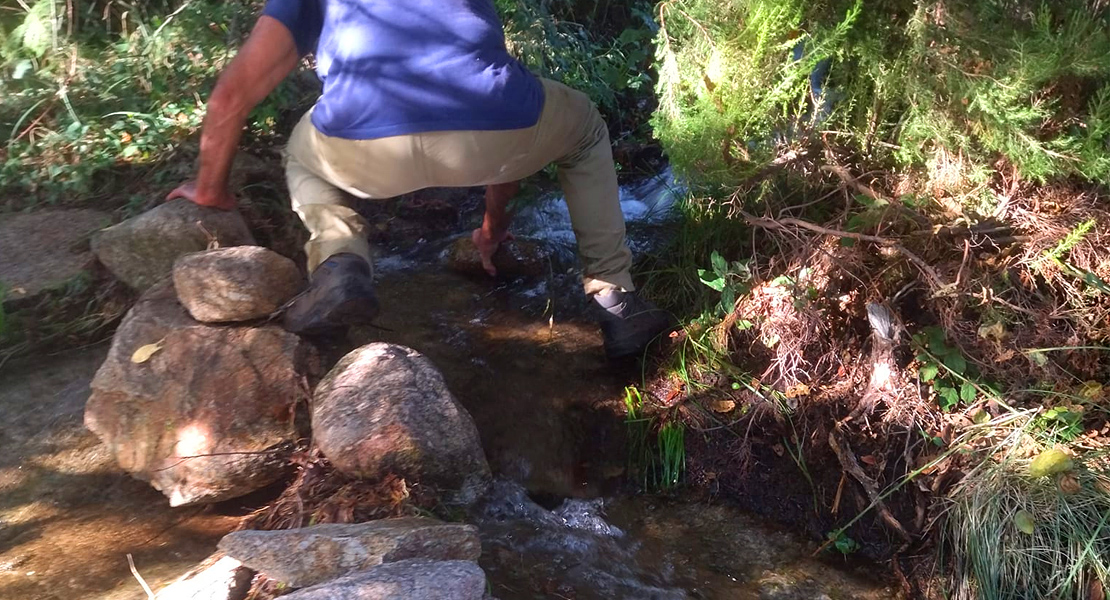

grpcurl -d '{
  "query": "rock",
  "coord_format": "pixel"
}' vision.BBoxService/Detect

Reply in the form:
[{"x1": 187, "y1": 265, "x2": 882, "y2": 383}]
[
  {"x1": 173, "y1": 246, "x2": 304, "y2": 323},
  {"x1": 313, "y1": 343, "x2": 490, "y2": 503},
  {"x1": 278, "y1": 560, "x2": 486, "y2": 600},
  {"x1": 156, "y1": 553, "x2": 253, "y2": 600},
  {"x1": 85, "y1": 282, "x2": 319, "y2": 506},
  {"x1": 92, "y1": 199, "x2": 255, "y2": 291},
  {"x1": 445, "y1": 236, "x2": 548, "y2": 278},
  {"x1": 0, "y1": 209, "x2": 110, "y2": 307},
  {"x1": 218, "y1": 517, "x2": 480, "y2": 588}
]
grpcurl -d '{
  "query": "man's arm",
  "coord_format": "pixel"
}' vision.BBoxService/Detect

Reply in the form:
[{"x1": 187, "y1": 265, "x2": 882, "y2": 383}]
[
  {"x1": 167, "y1": 16, "x2": 300, "y2": 209},
  {"x1": 472, "y1": 181, "x2": 520, "y2": 276}
]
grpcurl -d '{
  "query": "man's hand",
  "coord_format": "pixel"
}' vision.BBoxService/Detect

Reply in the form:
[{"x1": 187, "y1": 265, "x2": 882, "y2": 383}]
[
  {"x1": 166, "y1": 180, "x2": 237, "y2": 211},
  {"x1": 471, "y1": 227, "x2": 513, "y2": 276}
]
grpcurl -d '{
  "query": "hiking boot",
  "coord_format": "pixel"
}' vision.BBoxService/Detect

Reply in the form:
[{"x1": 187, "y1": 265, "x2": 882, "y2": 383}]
[
  {"x1": 283, "y1": 253, "x2": 380, "y2": 336},
  {"x1": 594, "y1": 289, "x2": 675, "y2": 359}
]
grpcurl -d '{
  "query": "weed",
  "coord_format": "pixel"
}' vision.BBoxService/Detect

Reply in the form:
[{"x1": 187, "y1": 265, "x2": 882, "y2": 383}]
[
  {"x1": 698, "y1": 250, "x2": 753, "y2": 315},
  {"x1": 913, "y1": 326, "x2": 987, "y2": 412},
  {"x1": 825, "y1": 530, "x2": 860, "y2": 556},
  {"x1": 657, "y1": 421, "x2": 686, "y2": 490}
]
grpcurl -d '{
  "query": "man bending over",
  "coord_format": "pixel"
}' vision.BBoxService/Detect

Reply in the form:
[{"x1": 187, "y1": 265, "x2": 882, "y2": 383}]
[{"x1": 168, "y1": 0, "x2": 672, "y2": 359}]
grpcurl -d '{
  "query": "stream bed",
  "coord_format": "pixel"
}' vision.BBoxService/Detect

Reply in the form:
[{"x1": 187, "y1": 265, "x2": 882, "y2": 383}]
[{"x1": 0, "y1": 173, "x2": 896, "y2": 599}]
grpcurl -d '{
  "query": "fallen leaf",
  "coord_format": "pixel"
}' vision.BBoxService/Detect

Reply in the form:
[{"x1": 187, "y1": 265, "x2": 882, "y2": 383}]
[
  {"x1": 1090, "y1": 578, "x2": 1105, "y2": 600},
  {"x1": 130, "y1": 339, "x2": 166, "y2": 364},
  {"x1": 1029, "y1": 448, "x2": 1074, "y2": 478},
  {"x1": 1080, "y1": 381, "x2": 1104, "y2": 400},
  {"x1": 1058, "y1": 473, "x2": 1082, "y2": 495},
  {"x1": 785, "y1": 383, "x2": 811, "y2": 398},
  {"x1": 1014, "y1": 510, "x2": 1035, "y2": 535},
  {"x1": 709, "y1": 399, "x2": 736, "y2": 413},
  {"x1": 772, "y1": 444, "x2": 785, "y2": 457},
  {"x1": 978, "y1": 321, "x2": 1007, "y2": 341},
  {"x1": 860, "y1": 455, "x2": 878, "y2": 466}
]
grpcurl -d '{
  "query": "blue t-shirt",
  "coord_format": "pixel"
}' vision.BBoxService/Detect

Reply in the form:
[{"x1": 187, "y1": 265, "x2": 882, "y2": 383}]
[{"x1": 261, "y1": 0, "x2": 545, "y2": 140}]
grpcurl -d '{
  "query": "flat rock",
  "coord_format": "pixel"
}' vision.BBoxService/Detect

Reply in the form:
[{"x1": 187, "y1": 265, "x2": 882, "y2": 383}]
[
  {"x1": 92, "y1": 199, "x2": 255, "y2": 291},
  {"x1": 279, "y1": 559, "x2": 486, "y2": 600},
  {"x1": 173, "y1": 246, "x2": 304, "y2": 323},
  {"x1": 313, "y1": 343, "x2": 491, "y2": 503},
  {"x1": 156, "y1": 553, "x2": 253, "y2": 600},
  {"x1": 85, "y1": 281, "x2": 319, "y2": 506},
  {"x1": 218, "y1": 517, "x2": 480, "y2": 588},
  {"x1": 444, "y1": 236, "x2": 548, "y2": 278},
  {"x1": 0, "y1": 209, "x2": 110, "y2": 305}
]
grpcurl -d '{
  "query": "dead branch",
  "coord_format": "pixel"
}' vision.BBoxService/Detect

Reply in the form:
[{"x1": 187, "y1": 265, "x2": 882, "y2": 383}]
[
  {"x1": 741, "y1": 212, "x2": 947, "y2": 288},
  {"x1": 828, "y1": 425, "x2": 913, "y2": 544}
]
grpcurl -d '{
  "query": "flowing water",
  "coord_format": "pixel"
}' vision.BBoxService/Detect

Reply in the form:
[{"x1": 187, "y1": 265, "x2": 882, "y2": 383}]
[{"x1": 0, "y1": 172, "x2": 895, "y2": 599}]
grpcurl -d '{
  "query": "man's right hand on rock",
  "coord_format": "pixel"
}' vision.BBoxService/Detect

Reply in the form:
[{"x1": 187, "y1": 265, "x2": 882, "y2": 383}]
[{"x1": 166, "y1": 180, "x2": 237, "y2": 211}]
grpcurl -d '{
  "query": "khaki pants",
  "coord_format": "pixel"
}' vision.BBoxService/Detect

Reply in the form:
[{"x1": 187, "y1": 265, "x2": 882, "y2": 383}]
[{"x1": 284, "y1": 78, "x2": 634, "y2": 295}]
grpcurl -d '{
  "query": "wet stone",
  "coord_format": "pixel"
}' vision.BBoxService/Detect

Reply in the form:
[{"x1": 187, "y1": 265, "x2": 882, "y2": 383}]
[
  {"x1": 173, "y1": 246, "x2": 304, "y2": 323},
  {"x1": 91, "y1": 199, "x2": 255, "y2": 291},
  {"x1": 85, "y1": 281, "x2": 319, "y2": 506},
  {"x1": 444, "y1": 236, "x2": 549, "y2": 278},
  {"x1": 278, "y1": 559, "x2": 486, "y2": 600},
  {"x1": 312, "y1": 343, "x2": 491, "y2": 503},
  {"x1": 155, "y1": 553, "x2": 253, "y2": 600},
  {"x1": 218, "y1": 517, "x2": 480, "y2": 588}
]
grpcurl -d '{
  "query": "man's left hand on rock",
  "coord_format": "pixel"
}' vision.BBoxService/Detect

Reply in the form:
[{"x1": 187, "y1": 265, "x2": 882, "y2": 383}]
[{"x1": 166, "y1": 180, "x2": 238, "y2": 211}]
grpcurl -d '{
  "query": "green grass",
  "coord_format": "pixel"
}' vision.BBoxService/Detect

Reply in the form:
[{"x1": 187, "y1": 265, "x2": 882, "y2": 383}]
[{"x1": 946, "y1": 437, "x2": 1110, "y2": 600}]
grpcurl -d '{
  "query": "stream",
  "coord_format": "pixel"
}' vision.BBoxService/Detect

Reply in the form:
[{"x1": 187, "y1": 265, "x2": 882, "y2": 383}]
[{"x1": 0, "y1": 171, "x2": 895, "y2": 599}]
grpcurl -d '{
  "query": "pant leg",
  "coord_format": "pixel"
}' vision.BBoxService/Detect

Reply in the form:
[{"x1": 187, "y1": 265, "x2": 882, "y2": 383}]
[
  {"x1": 417, "y1": 79, "x2": 634, "y2": 294},
  {"x1": 284, "y1": 112, "x2": 372, "y2": 273}
]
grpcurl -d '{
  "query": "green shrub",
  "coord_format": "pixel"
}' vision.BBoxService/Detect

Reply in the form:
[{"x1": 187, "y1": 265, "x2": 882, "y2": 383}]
[{"x1": 652, "y1": 0, "x2": 1110, "y2": 191}]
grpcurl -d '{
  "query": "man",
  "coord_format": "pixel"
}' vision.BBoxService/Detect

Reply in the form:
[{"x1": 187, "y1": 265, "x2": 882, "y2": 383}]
[{"x1": 168, "y1": 0, "x2": 671, "y2": 359}]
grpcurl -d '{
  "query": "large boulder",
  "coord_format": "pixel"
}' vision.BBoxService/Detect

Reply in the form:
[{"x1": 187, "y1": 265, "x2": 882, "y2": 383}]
[
  {"x1": 218, "y1": 518, "x2": 480, "y2": 588},
  {"x1": 156, "y1": 553, "x2": 253, "y2": 600},
  {"x1": 92, "y1": 199, "x2": 255, "y2": 291},
  {"x1": 313, "y1": 344, "x2": 491, "y2": 503},
  {"x1": 173, "y1": 246, "x2": 304, "y2": 323},
  {"x1": 278, "y1": 560, "x2": 486, "y2": 600},
  {"x1": 0, "y1": 208, "x2": 110, "y2": 307},
  {"x1": 85, "y1": 282, "x2": 319, "y2": 506},
  {"x1": 444, "y1": 236, "x2": 548, "y2": 278}
]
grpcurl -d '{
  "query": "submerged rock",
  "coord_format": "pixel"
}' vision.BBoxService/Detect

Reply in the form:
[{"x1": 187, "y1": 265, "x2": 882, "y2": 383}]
[
  {"x1": 313, "y1": 343, "x2": 491, "y2": 503},
  {"x1": 278, "y1": 559, "x2": 486, "y2": 600},
  {"x1": 155, "y1": 553, "x2": 253, "y2": 600},
  {"x1": 444, "y1": 236, "x2": 548, "y2": 278},
  {"x1": 85, "y1": 282, "x2": 319, "y2": 506},
  {"x1": 173, "y1": 246, "x2": 304, "y2": 323},
  {"x1": 91, "y1": 199, "x2": 255, "y2": 291},
  {"x1": 219, "y1": 517, "x2": 480, "y2": 588}
]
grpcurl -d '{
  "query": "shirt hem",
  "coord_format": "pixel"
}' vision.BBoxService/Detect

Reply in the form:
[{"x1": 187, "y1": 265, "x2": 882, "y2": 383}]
[{"x1": 311, "y1": 114, "x2": 544, "y2": 141}]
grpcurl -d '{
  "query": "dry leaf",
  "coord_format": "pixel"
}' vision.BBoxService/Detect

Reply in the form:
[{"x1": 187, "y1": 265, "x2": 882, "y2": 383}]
[
  {"x1": 1058, "y1": 473, "x2": 1082, "y2": 495},
  {"x1": 709, "y1": 399, "x2": 736, "y2": 413},
  {"x1": 978, "y1": 321, "x2": 1007, "y2": 341},
  {"x1": 131, "y1": 339, "x2": 165, "y2": 364},
  {"x1": 1090, "y1": 578, "x2": 1105, "y2": 600},
  {"x1": 785, "y1": 383, "x2": 811, "y2": 398},
  {"x1": 860, "y1": 455, "x2": 878, "y2": 466},
  {"x1": 1080, "y1": 381, "x2": 1104, "y2": 400},
  {"x1": 772, "y1": 444, "x2": 785, "y2": 457}
]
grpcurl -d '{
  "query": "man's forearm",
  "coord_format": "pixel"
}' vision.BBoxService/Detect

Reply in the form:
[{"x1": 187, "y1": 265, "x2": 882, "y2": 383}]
[
  {"x1": 194, "y1": 89, "x2": 250, "y2": 199},
  {"x1": 482, "y1": 181, "x2": 519, "y2": 235}
]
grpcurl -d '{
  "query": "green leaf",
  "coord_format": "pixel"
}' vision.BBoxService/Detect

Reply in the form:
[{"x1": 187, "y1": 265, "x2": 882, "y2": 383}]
[
  {"x1": 943, "y1": 352, "x2": 967, "y2": 375},
  {"x1": 938, "y1": 387, "x2": 959, "y2": 411},
  {"x1": 711, "y1": 251, "x2": 727, "y2": 277},
  {"x1": 960, "y1": 382, "x2": 977, "y2": 402},
  {"x1": 698, "y1": 269, "x2": 726, "y2": 292},
  {"x1": 12, "y1": 59, "x2": 33, "y2": 80},
  {"x1": 1029, "y1": 448, "x2": 1073, "y2": 478},
  {"x1": 1014, "y1": 510, "x2": 1035, "y2": 535},
  {"x1": 919, "y1": 363, "x2": 939, "y2": 383}
]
